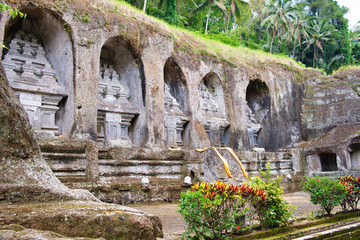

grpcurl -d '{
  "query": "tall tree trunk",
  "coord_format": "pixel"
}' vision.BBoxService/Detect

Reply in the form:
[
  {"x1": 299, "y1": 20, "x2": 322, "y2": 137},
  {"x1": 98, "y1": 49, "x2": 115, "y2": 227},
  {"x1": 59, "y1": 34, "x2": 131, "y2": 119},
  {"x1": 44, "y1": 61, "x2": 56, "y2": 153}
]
[
  {"x1": 270, "y1": 35, "x2": 275, "y2": 53},
  {"x1": 292, "y1": 41, "x2": 296, "y2": 57},
  {"x1": 313, "y1": 44, "x2": 316, "y2": 68},
  {"x1": 205, "y1": 2, "x2": 212, "y2": 35},
  {"x1": 143, "y1": 0, "x2": 147, "y2": 13},
  {"x1": 226, "y1": 15, "x2": 230, "y2": 35}
]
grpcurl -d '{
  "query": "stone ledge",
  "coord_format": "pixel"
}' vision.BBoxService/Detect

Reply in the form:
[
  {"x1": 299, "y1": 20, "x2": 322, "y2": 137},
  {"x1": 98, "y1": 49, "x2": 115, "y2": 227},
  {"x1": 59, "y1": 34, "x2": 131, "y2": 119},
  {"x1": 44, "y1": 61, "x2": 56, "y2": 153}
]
[{"x1": 0, "y1": 200, "x2": 163, "y2": 240}]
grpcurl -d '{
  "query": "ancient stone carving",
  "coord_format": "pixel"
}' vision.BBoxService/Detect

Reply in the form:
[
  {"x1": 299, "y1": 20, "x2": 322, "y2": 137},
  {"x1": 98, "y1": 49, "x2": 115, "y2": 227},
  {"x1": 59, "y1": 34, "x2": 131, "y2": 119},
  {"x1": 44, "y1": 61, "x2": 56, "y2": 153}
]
[
  {"x1": 2, "y1": 30, "x2": 67, "y2": 136},
  {"x1": 245, "y1": 104, "x2": 262, "y2": 147},
  {"x1": 164, "y1": 83, "x2": 189, "y2": 147},
  {"x1": 199, "y1": 82, "x2": 229, "y2": 146},
  {"x1": 97, "y1": 62, "x2": 139, "y2": 147}
]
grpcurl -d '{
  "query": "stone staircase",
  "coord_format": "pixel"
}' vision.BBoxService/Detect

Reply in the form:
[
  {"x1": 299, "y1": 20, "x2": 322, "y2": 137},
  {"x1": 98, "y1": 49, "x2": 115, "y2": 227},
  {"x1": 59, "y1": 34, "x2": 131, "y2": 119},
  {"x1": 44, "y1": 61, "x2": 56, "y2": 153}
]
[
  {"x1": 70, "y1": 148, "x2": 189, "y2": 204},
  {"x1": 235, "y1": 211, "x2": 360, "y2": 240},
  {"x1": 98, "y1": 150, "x2": 183, "y2": 179},
  {"x1": 39, "y1": 139, "x2": 302, "y2": 203},
  {"x1": 40, "y1": 139, "x2": 88, "y2": 182}
]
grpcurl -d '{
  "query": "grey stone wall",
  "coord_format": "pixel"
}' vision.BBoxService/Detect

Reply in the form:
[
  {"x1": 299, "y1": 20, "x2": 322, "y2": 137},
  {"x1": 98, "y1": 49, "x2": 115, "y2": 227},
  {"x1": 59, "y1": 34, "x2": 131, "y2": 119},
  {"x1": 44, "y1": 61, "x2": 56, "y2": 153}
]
[{"x1": 0, "y1": 2, "x2": 314, "y2": 152}]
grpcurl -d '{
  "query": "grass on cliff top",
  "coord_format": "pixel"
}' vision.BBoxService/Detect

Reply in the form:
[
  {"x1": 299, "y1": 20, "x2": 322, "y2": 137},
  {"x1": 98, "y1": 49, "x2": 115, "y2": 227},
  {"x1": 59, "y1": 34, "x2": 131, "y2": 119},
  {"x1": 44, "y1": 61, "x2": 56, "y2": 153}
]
[
  {"x1": 333, "y1": 65, "x2": 360, "y2": 75},
  {"x1": 87, "y1": 0, "x2": 307, "y2": 70}
]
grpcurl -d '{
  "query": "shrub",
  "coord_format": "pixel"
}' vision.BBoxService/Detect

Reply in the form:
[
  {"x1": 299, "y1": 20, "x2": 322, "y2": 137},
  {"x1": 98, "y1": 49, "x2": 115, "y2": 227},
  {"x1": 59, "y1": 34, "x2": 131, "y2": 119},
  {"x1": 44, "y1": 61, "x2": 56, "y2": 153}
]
[
  {"x1": 178, "y1": 180, "x2": 266, "y2": 240},
  {"x1": 248, "y1": 163, "x2": 295, "y2": 228},
  {"x1": 303, "y1": 176, "x2": 347, "y2": 215},
  {"x1": 338, "y1": 176, "x2": 360, "y2": 211}
]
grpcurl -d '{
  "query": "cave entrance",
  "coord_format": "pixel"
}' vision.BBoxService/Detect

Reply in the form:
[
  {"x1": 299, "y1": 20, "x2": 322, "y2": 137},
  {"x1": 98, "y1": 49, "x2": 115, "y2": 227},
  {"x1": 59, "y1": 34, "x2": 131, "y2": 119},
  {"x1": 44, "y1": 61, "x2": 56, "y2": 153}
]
[
  {"x1": 97, "y1": 37, "x2": 145, "y2": 147},
  {"x1": 245, "y1": 79, "x2": 270, "y2": 149},
  {"x1": 163, "y1": 58, "x2": 190, "y2": 148},
  {"x1": 319, "y1": 153, "x2": 338, "y2": 171}
]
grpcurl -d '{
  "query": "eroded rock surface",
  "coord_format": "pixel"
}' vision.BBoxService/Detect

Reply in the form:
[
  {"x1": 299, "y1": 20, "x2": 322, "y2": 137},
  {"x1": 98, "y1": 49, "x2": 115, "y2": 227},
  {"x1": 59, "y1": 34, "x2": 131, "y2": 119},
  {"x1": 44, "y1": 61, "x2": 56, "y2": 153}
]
[{"x1": 0, "y1": 201, "x2": 162, "y2": 240}]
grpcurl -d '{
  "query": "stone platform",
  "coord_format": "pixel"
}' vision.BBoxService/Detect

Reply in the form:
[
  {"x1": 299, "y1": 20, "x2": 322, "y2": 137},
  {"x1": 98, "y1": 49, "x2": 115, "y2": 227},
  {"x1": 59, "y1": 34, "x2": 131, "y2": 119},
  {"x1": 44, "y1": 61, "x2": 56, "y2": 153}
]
[{"x1": 0, "y1": 200, "x2": 162, "y2": 240}]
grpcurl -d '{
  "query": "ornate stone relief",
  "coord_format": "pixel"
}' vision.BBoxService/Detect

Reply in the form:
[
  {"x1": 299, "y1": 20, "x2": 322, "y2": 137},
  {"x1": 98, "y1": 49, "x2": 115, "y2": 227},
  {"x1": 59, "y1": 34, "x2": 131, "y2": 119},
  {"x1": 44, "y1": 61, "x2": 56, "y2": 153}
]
[
  {"x1": 2, "y1": 30, "x2": 67, "y2": 136},
  {"x1": 97, "y1": 62, "x2": 139, "y2": 147},
  {"x1": 245, "y1": 104, "x2": 262, "y2": 147},
  {"x1": 164, "y1": 83, "x2": 189, "y2": 147},
  {"x1": 199, "y1": 82, "x2": 229, "y2": 146}
]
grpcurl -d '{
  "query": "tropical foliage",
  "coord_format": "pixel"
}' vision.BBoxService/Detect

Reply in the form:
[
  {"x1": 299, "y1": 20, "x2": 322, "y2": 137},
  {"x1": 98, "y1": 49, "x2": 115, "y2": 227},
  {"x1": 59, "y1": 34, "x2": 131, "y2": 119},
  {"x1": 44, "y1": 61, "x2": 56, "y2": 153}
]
[
  {"x1": 338, "y1": 176, "x2": 360, "y2": 211},
  {"x1": 303, "y1": 176, "x2": 347, "y2": 215},
  {"x1": 122, "y1": 0, "x2": 359, "y2": 74},
  {"x1": 178, "y1": 180, "x2": 267, "y2": 239},
  {"x1": 179, "y1": 167, "x2": 295, "y2": 239},
  {"x1": 247, "y1": 162, "x2": 295, "y2": 228}
]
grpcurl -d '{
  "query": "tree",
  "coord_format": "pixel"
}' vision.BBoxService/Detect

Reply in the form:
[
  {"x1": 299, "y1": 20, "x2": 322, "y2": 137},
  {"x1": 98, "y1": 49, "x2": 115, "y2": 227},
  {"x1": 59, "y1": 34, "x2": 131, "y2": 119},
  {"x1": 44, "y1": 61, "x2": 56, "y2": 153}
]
[
  {"x1": 305, "y1": 19, "x2": 333, "y2": 68},
  {"x1": 143, "y1": 0, "x2": 147, "y2": 13},
  {"x1": 288, "y1": 9, "x2": 312, "y2": 58},
  {"x1": 225, "y1": 0, "x2": 249, "y2": 33},
  {"x1": 193, "y1": 0, "x2": 227, "y2": 34},
  {"x1": 158, "y1": 0, "x2": 178, "y2": 24},
  {"x1": 301, "y1": 0, "x2": 350, "y2": 72},
  {"x1": 261, "y1": 0, "x2": 297, "y2": 53}
]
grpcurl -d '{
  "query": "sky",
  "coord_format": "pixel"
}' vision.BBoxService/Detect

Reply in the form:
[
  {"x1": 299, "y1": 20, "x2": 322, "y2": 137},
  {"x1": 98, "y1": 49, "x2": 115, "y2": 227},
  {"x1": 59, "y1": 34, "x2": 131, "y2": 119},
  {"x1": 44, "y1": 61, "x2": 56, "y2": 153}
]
[{"x1": 336, "y1": 0, "x2": 360, "y2": 30}]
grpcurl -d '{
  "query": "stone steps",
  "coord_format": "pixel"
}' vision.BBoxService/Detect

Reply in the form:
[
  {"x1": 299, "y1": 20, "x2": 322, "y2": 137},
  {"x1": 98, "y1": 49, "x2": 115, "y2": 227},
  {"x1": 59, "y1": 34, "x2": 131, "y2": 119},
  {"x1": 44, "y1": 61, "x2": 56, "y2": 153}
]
[
  {"x1": 41, "y1": 150, "x2": 86, "y2": 177},
  {"x1": 98, "y1": 154, "x2": 184, "y2": 179},
  {"x1": 235, "y1": 211, "x2": 360, "y2": 240},
  {"x1": 290, "y1": 218, "x2": 360, "y2": 240}
]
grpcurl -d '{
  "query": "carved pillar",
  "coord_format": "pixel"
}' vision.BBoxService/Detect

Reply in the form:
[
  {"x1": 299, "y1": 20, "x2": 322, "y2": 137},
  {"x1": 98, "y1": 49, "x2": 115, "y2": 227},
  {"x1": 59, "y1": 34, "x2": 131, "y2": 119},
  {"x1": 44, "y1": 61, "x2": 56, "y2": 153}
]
[
  {"x1": 41, "y1": 95, "x2": 63, "y2": 134},
  {"x1": 97, "y1": 111, "x2": 106, "y2": 145}
]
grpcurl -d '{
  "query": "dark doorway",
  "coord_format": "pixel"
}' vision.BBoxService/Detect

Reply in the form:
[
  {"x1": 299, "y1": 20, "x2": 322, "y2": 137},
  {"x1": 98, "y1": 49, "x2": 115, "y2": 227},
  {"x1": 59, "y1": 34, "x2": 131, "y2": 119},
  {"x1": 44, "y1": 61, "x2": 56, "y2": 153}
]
[{"x1": 319, "y1": 153, "x2": 338, "y2": 171}]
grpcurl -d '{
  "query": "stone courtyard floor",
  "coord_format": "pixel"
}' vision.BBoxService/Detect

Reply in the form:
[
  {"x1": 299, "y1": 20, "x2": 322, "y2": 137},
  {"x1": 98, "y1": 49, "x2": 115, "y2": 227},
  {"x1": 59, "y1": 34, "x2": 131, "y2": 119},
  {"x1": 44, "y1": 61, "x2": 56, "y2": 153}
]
[{"x1": 127, "y1": 191, "x2": 342, "y2": 240}]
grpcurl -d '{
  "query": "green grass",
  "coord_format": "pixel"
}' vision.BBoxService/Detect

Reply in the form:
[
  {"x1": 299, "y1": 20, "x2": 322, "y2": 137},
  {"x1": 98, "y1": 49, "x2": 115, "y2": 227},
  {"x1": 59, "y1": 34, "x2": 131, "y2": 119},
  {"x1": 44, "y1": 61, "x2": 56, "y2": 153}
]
[{"x1": 83, "y1": 0, "x2": 311, "y2": 70}]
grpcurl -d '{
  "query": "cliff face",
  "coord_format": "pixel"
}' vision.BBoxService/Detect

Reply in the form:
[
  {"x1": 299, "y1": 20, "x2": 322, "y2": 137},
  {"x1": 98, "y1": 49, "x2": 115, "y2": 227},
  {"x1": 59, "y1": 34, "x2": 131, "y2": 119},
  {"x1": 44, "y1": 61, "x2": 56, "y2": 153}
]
[
  {"x1": 0, "y1": 0, "x2": 325, "y2": 152},
  {"x1": 301, "y1": 69, "x2": 360, "y2": 140},
  {"x1": 0, "y1": 0, "x2": 359, "y2": 192}
]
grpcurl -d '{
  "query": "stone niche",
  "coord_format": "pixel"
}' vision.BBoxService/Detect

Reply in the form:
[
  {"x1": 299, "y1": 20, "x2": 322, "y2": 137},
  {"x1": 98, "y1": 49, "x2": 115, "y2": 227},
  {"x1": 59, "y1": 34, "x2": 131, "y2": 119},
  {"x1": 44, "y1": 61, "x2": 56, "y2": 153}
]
[
  {"x1": 199, "y1": 72, "x2": 229, "y2": 147},
  {"x1": 97, "y1": 37, "x2": 143, "y2": 147},
  {"x1": 163, "y1": 59, "x2": 190, "y2": 148},
  {"x1": 2, "y1": 20, "x2": 69, "y2": 137},
  {"x1": 246, "y1": 79, "x2": 271, "y2": 149},
  {"x1": 2, "y1": 10, "x2": 75, "y2": 137}
]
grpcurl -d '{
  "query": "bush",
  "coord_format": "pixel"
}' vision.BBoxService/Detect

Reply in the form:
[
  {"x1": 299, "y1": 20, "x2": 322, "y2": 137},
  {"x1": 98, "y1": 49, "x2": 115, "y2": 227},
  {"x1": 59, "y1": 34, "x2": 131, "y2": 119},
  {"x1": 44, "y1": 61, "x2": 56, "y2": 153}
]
[
  {"x1": 248, "y1": 163, "x2": 295, "y2": 228},
  {"x1": 303, "y1": 176, "x2": 347, "y2": 215},
  {"x1": 178, "y1": 180, "x2": 266, "y2": 239},
  {"x1": 338, "y1": 176, "x2": 360, "y2": 211}
]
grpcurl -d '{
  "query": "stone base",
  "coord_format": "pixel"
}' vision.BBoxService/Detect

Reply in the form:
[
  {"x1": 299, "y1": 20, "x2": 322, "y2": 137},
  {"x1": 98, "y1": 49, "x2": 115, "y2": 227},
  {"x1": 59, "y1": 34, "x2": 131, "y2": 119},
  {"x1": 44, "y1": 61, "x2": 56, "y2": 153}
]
[
  {"x1": 0, "y1": 200, "x2": 163, "y2": 240},
  {"x1": 107, "y1": 139, "x2": 133, "y2": 148},
  {"x1": 35, "y1": 130, "x2": 56, "y2": 139}
]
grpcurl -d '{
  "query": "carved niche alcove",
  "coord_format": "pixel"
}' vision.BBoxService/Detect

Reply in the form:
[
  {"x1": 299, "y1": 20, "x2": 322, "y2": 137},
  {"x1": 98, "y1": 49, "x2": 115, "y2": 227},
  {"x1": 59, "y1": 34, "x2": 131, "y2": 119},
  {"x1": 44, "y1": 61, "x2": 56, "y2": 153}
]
[
  {"x1": 246, "y1": 79, "x2": 271, "y2": 149},
  {"x1": 97, "y1": 38, "x2": 142, "y2": 147},
  {"x1": 199, "y1": 72, "x2": 229, "y2": 147},
  {"x1": 163, "y1": 59, "x2": 190, "y2": 148},
  {"x1": 2, "y1": 29, "x2": 67, "y2": 136}
]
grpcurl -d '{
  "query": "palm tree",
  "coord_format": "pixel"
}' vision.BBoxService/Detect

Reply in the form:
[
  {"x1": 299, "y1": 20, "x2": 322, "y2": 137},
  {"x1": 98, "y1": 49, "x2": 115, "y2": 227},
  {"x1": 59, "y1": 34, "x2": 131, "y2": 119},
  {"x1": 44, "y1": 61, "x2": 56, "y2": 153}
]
[
  {"x1": 261, "y1": 0, "x2": 297, "y2": 53},
  {"x1": 225, "y1": 0, "x2": 249, "y2": 33},
  {"x1": 193, "y1": 0, "x2": 227, "y2": 34},
  {"x1": 287, "y1": 10, "x2": 312, "y2": 57},
  {"x1": 305, "y1": 19, "x2": 333, "y2": 68},
  {"x1": 349, "y1": 30, "x2": 360, "y2": 46}
]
